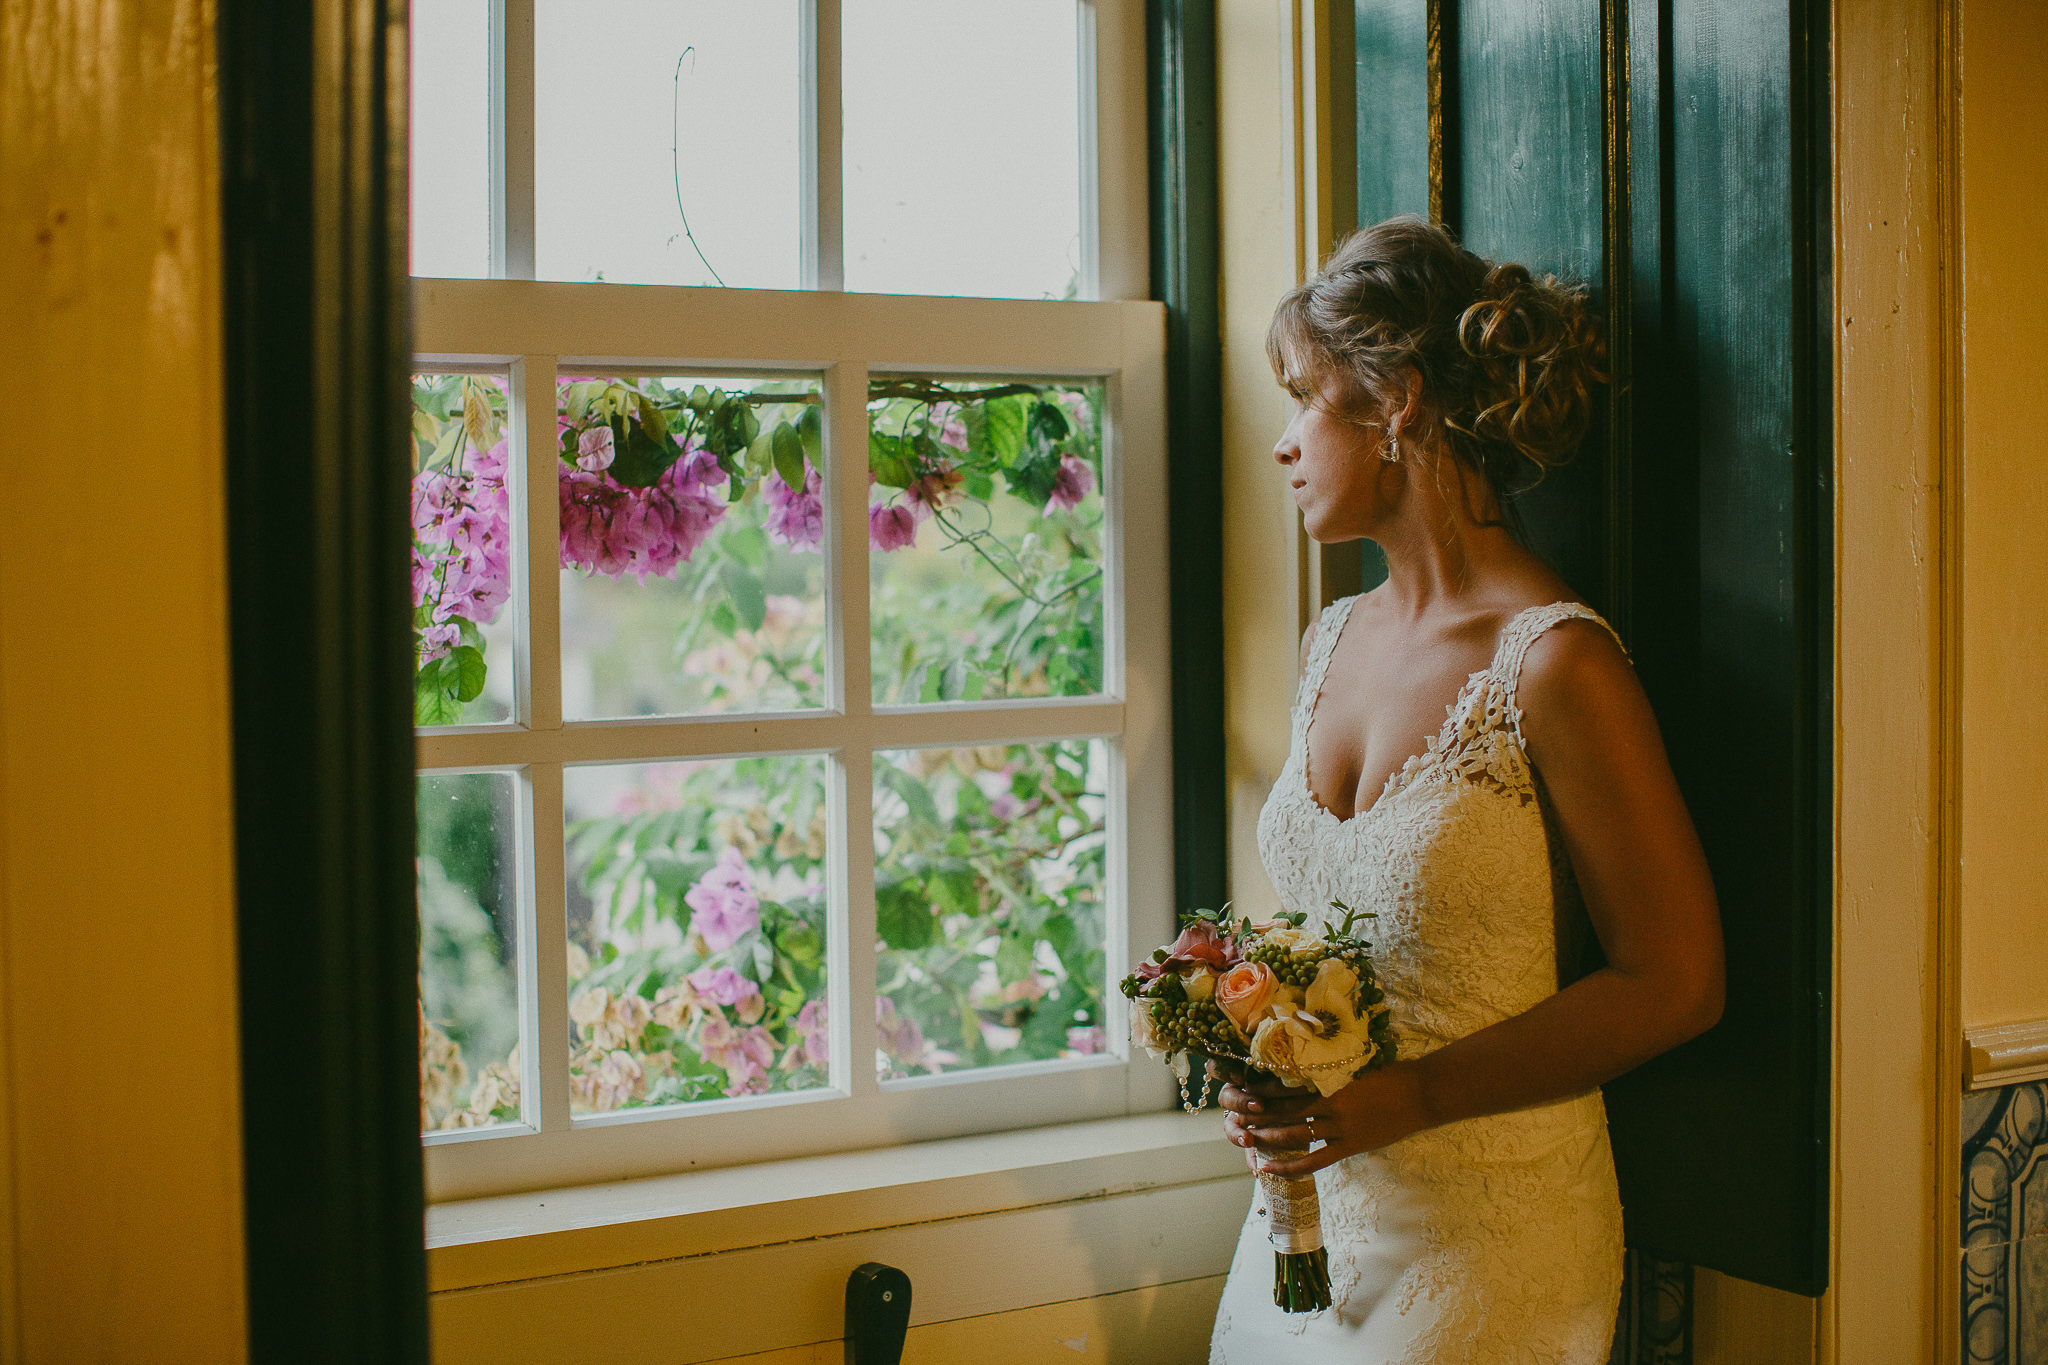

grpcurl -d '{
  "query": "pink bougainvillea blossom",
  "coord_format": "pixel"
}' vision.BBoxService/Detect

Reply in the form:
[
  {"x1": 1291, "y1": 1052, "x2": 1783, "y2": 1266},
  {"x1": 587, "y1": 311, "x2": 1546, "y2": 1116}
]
[
  {"x1": 875, "y1": 996, "x2": 950, "y2": 1075},
  {"x1": 686, "y1": 965, "x2": 764, "y2": 1022},
  {"x1": 559, "y1": 450, "x2": 726, "y2": 583},
  {"x1": 411, "y1": 437, "x2": 513, "y2": 642},
  {"x1": 1045, "y1": 454, "x2": 1096, "y2": 514},
  {"x1": 868, "y1": 500, "x2": 925, "y2": 552},
  {"x1": 788, "y1": 999, "x2": 829, "y2": 1069},
  {"x1": 575, "y1": 424, "x2": 617, "y2": 472},
  {"x1": 684, "y1": 846, "x2": 759, "y2": 951},
  {"x1": 1065, "y1": 1025, "x2": 1109, "y2": 1056},
  {"x1": 907, "y1": 461, "x2": 964, "y2": 513},
  {"x1": 763, "y1": 465, "x2": 824, "y2": 551},
  {"x1": 700, "y1": 1020, "x2": 777, "y2": 1097}
]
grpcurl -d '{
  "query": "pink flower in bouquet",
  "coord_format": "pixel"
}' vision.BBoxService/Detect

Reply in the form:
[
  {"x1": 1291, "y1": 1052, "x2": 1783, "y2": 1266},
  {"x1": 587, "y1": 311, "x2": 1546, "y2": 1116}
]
[
  {"x1": 684, "y1": 847, "x2": 760, "y2": 951},
  {"x1": 1138, "y1": 919, "x2": 1239, "y2": 984},
  {"x1": 869, "y1": 499, "x2": 925, "y2": 551},
  {"x1": 1045, "y1": 455, "x2": 1095, "y2": 513},
  {"x1": 765, "y1": 465, "x2": 825, "y2": 550},
  {"x1": 1215, "y1": 961, "x2": 1279, "y2": 1035},
  {"x1": 575, "y1": 425, "x2": 617, "y2": 472}
]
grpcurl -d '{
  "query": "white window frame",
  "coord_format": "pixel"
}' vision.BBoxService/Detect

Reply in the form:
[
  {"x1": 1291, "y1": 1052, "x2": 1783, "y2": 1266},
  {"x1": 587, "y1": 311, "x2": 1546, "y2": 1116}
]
[{"x1": 413, "y1": 0, "x2": 1173, "y2": 1205}]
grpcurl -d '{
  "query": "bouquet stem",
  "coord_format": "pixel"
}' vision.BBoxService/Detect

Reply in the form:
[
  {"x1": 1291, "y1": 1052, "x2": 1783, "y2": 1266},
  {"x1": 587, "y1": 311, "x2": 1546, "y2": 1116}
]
[
  {"x1": 1273, "y1": 1248, "x2": 1332, "y2": 1312},
  {"x1": 1258, "y1": 1149, "x2": 1331, "y2": 1312}
]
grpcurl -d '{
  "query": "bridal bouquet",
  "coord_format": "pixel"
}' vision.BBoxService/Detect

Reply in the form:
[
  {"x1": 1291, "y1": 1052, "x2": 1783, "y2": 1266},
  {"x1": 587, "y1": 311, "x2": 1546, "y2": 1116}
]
[{"x1": 1120, "y1": 902, "x2": 1395, "y2": 1312}]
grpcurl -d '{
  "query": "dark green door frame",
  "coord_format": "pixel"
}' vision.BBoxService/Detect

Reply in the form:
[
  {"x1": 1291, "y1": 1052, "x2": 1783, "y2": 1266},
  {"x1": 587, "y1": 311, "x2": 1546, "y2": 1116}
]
[
  {"x1": 219, "y1": 0, "x2": 428, "y2": 1359},
  {"x1": 217, "y1": 2, "x2": 1226, "y2": 1357}
]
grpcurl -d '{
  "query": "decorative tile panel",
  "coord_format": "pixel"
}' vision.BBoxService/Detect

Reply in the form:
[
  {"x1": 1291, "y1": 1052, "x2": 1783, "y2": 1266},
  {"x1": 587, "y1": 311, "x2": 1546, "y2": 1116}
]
[
  {"x1": 1611, "y1": 1249, "x2": 1693, "y2": 1365},
  {"x1": 1963, "y1": 1081, "x2": 2048, "y2": 1364}
]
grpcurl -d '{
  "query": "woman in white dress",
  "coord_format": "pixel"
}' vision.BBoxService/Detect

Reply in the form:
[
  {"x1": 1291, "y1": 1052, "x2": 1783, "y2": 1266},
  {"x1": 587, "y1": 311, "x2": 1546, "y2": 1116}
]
[{"x1": 1208, "y1": 217, "x2": 1725, "y2": 1362}]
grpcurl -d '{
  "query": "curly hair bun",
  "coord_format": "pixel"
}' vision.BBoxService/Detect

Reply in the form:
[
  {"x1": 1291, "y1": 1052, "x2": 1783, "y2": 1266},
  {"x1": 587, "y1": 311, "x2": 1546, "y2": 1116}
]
[
  {"x1": 1267, "y1": 216, "x2": 1607, "y2": 497},
  {"x1": 1455, "y1": 261, "x2": 1604, "y2": 473}
]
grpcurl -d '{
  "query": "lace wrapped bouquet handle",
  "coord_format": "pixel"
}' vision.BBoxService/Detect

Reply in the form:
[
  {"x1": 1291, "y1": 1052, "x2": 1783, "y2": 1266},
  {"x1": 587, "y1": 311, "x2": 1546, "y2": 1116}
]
[{"x1": 1119, "y1": 900, "x2": 1396, "y2": 1312}]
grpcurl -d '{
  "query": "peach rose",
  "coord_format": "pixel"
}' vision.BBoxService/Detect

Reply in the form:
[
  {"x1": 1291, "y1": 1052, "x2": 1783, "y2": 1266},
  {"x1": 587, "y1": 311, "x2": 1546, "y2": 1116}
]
[{"x1": 1215, "y1": 962, "x2": 1278, "y2": 1035}]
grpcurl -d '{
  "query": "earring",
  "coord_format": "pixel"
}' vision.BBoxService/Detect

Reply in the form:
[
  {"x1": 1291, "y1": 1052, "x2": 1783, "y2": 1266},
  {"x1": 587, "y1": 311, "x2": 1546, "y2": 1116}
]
[{"x1": 1379, "y1": 425, "x2": 1401, "y2": 463}]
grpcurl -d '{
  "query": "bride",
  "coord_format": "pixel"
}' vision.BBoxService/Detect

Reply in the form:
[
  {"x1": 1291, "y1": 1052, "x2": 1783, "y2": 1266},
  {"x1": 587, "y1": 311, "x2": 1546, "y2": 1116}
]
[{"x1": 1207, "y1": 217, "x2": 1725, "y2": 1361}]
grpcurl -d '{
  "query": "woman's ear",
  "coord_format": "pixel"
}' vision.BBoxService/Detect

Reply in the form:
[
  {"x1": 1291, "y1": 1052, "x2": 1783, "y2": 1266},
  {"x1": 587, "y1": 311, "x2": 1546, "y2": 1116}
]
[{"x1": 1395, "y1": 366, "x2": 1425, "y2": 430}]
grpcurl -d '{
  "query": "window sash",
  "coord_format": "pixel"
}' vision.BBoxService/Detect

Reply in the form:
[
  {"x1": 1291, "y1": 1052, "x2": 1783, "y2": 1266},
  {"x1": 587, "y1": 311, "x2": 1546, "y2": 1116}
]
[
  {"x1": 472, "y1": 0, "x2": 1147, "y2": 300},
  {"x1": 415, "y1": 281, "x2": 1175, "y2": 1202}
]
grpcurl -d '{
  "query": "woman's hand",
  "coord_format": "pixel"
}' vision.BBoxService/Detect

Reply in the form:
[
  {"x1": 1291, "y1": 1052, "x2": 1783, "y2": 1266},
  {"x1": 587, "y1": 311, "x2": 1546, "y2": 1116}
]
[{"x1": 1215, "y1": 1060, "x2": 1433, "y2": 1178}]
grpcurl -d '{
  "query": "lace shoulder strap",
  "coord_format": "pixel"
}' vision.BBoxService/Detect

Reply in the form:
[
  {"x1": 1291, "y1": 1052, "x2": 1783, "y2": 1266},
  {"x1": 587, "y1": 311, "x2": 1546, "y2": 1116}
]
[
  {"x1": 1296, "y1": 594, "x2": 1360, "y2": 714},
  {"x1": 1489, "y1": 602, "x2": 1628, "y2": 749}
]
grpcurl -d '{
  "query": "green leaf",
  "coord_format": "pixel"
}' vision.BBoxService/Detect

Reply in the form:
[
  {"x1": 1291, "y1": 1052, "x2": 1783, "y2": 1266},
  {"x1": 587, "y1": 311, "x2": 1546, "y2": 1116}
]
[
  {"x1": 982, "y1": 395, "x2": 1027, "y2": 464},
  {"x1": 634, "y1": 391, "x2": 669, "y2": 444},
  {"x1": 772, "y1": 422, "x2": 807, "y2": 492},
  {"x1": 720, "y1": 561, "x2": 768, "y2": 633},
  {"x1": 605, "y1": 414, "x2": 686, "y2": 489},
  {"x1": 918, "y1": 662, "x2": 944, "y2": 704},
  {"x1": 707, "y1": 599, "x2": 739, "y2": 637},
  {"x1": 445, "y1": 645, "x2": 488, "y2": 703},
  {"x1": 796, "y1": 403, "x2": 823, "y2": 468},
  {"x1": 720, "y1": 524, "x2": 768, "y2": 570},
  {"x1": 876, "y1": 880, "x2": 941, "y2": 950},
  {"x1": 414, "y1": 667, "x2": 458, "y2": 725},
  {"x1": 869, "y1": 432, "x2": 915, "y2": 489},
  {"x1": 994, "y1": 932, "x2": 1034, "y2": 986},
  {"x1": 744, "y1": 427, "x2": 775, "y2": 479},
  {"x1": 879, "y1": 764, "x2": 941, "y2": 826}
]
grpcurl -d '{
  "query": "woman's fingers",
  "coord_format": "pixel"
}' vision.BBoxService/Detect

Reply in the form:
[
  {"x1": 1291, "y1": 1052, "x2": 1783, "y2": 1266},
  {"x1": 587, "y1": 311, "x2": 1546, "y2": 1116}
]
[{"x1": 1251, "y1": 1144, "x2": 1346, "y2": 1179}]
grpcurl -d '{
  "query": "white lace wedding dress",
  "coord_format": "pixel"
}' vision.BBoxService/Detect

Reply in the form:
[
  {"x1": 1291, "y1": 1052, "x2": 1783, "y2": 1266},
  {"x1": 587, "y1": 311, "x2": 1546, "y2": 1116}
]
[{"x1": 1209, "y1": 599, "x2": 1625, "y2": 1363}]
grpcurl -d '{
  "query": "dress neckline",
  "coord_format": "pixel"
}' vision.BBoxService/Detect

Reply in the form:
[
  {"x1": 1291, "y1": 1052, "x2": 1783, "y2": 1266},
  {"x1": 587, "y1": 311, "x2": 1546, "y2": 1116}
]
[{"x1": 1296, "y1": 597, "x2": 1574, "y2": 827}]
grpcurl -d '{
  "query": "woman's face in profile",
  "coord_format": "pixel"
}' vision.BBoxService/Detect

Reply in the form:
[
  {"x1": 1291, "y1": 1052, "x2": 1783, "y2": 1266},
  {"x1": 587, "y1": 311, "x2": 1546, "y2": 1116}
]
[{"x1": 1272, "y1": 379, "x2": 1393, "y2": 544}]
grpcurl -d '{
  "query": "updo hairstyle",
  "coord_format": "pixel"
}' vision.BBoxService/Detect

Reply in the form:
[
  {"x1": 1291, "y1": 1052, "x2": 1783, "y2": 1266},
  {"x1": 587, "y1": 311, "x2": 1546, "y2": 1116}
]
[{"x1": 1267, "y1": 216, "x2": 1605, "y2": 499}]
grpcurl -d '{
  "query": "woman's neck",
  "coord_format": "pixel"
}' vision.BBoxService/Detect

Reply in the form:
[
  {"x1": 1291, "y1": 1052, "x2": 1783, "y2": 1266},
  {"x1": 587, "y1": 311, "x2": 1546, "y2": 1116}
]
[{"x1": 1369, "y1": 447, "x2": 1541, "y2": 618}]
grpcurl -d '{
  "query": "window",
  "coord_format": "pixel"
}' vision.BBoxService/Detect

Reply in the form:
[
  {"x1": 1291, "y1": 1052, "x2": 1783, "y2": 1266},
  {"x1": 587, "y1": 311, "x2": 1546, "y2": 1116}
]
[{"x1": 409, "y1": 0, "x2": 1168, "y2": 1202}]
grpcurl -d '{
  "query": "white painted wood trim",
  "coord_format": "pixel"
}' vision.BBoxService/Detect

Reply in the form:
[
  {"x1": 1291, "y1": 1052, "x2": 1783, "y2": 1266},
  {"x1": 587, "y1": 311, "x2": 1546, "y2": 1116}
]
[
  {"x1": 428, "y1": 1115, "x2": 1250, "y2": 1364},
  {"x1": 1966, "y1": 1018, "x2": 2048, "y2": 1090}
]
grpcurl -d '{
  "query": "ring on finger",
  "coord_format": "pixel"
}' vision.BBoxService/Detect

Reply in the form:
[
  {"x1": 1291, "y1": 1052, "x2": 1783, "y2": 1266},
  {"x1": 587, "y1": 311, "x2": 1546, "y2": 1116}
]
[{"x1": 1306, "y1": 1115, "x2": 1319, "y2": 1143}]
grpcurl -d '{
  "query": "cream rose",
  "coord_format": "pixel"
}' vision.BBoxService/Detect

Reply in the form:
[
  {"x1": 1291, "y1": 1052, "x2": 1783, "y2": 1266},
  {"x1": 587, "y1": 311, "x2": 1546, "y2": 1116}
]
[
  {"x1": 1182, "y1": 964, "x2": 1217, "y2": 1003},
  {"x1": 1215, "y1": 962, "x2": 1278, "y2": 1034},
  {"x1": 1130, "y1": 1000, "x2": 1168, "y2": 1059}
]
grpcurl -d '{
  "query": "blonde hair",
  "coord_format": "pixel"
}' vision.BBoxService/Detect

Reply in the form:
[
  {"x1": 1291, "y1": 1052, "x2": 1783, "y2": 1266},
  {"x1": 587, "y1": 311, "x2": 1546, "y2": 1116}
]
[{"x1": 1267, "y1": 216, "x2": 1606, "y2": 499}]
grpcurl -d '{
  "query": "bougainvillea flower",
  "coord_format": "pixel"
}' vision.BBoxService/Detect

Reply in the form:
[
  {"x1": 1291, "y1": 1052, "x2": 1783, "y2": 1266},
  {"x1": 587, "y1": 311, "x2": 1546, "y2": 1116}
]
[
  {"x1": 1045, "y1": 454, "x2": 1096, "y2": 513},
  {"x1": 559, "y1": 456, "x2": 726, "y2": 583},
  {"x1": 907, "y1": 462, "x2": 964, "y2": 512},
  {"x1": 685, "y1": 965, "x2": 761, "y2": 1012},
  {"x1": 764, "y1": 466, "x2": 825, "y2": 550},
  {"x1": 869, "y1": 500, "x2": 924, "y2": 551},
  {"x1": 575, "y1": 425, "x2": 617, "y2": 472},
  {"x1": 684, "y1": 846, "x2": 760, "y2": 951}
]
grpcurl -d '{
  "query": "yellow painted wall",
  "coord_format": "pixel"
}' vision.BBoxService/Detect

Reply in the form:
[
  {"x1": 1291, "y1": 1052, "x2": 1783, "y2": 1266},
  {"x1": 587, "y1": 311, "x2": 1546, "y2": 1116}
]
[
  {"x1": 0, "y1": 2, "x2": 248, "y2": 1359},
  {"x1": 1218, "y1": 0, "x2": 1311, "y2": 923},
  {"x1": 1957, "y1": 0, "x2": 2048, "y2": 1033}
]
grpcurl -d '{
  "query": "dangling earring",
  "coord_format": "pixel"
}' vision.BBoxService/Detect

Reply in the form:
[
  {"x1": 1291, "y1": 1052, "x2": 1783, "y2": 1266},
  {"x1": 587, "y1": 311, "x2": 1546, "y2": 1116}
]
[{"x1": 1379, "y1": 422, "x2": 1401, "y2": 463}]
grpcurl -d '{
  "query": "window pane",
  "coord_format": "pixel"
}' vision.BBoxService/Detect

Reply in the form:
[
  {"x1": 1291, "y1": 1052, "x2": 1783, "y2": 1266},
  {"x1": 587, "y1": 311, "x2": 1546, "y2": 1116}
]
[
  {"x1": 868, "y1": 378, "x2": 1105, "y2": 704},
  {"x1": 843, "y1": 1, "x2": 1082, "y2": 298},
  {"x1": 559, "y1": 375, "x2": 826, "y2": 719},
  {"x1": 419, "y1": 771, "x2": 525, "y2": 1133},
  {"x1": 535, "y1": 1, "x2": 802, "y2": 289},
  {"x1": 412, "y1": 373, "x2": 517, "y2": 726},
  {"x1": 872, "y1": 740, "x2": 1109, "y2": 1081},
  {"x1": 563, "y1": 757, "x2": 833, "y2": 1114},
  {"x1": 410, "y1": 0, "x2": 493, "y2": 279}
]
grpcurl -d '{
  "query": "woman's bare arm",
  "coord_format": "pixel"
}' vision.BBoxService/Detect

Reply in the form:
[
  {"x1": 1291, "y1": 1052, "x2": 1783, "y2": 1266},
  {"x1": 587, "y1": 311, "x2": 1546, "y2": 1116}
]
[{"x1": 1224, "y1": 619, "x2": 1724, "y2": 1175}]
